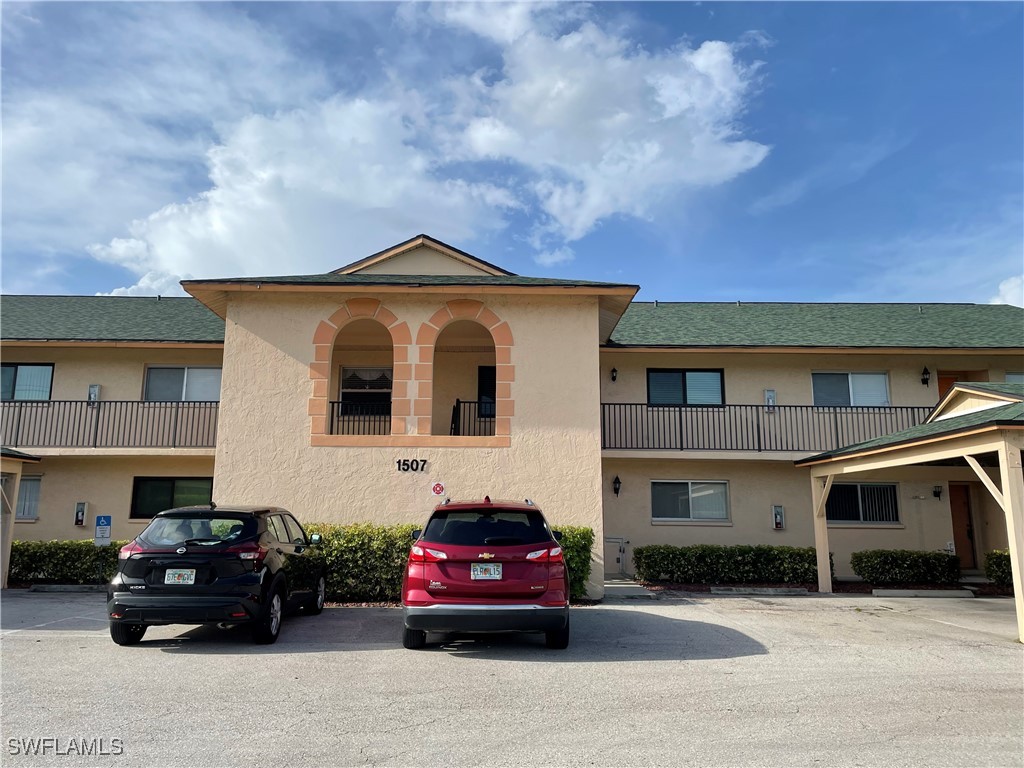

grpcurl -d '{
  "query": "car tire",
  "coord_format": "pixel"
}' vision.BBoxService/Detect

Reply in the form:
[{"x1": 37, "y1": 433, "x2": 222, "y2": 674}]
[
  {"x1": 306, "y1": 575, "x2": 326, "y2": 616},
  {"x1": 402, "y1": 627, "x2": 427, "y2": 649},
  {"x1": 253, "y1": 584, "x2": 284, "y2": 645},
  {"x1": 110, "y1": 622, "x2": 146, "y2": 646},
  {"x1": 545, "y1": 616, "x2": 570, "y2": 650}
]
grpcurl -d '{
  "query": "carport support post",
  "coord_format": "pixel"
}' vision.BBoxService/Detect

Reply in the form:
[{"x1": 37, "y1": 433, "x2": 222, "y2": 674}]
[
  {"x1": 997, "y1": 433, "x2": 1024, "y2": 643},
  {"x1": 810, "y1": 474, "x2": 834, "y2": 594}
]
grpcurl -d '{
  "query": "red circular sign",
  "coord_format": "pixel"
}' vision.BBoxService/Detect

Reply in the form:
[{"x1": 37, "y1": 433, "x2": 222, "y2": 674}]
[{"x1": 432, "y1": 483, "x2": 445, "y2": 496}]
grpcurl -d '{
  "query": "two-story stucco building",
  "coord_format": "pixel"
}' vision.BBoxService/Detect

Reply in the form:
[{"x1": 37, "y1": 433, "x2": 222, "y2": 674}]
[{"x1": 3, "y1": 235, "x2": 1023, "y2": 603}]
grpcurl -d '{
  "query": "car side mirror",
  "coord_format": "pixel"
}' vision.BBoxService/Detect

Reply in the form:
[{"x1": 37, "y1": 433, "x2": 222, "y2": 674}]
[
  {"x1": 553, "y1": 530, "x2": 563, "y2": 541},
  {"x1": 309, "y1": 533, "x2": 322, "y2": 546},
  {"x1": 411, "y1": 529, "x2": 421, "y2": 541}
]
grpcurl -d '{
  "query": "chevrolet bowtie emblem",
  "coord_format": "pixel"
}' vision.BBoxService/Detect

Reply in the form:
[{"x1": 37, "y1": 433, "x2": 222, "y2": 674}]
[{"x1": 477, "y1": 552, "x2": 495, "y2": 559}]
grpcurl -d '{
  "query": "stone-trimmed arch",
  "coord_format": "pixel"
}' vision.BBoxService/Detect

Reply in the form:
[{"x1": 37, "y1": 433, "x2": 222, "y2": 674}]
[
  {"x1": 414, "y1": 300, "x2": 514, "y2": 437},
  {"x1": 308, "y1": 299, "x2": 412, "y2": 437}
]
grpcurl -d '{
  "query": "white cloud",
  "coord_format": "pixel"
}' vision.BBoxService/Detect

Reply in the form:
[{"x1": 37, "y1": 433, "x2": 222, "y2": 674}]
[
  {"x1": 534, "y1": 246, "x2": 575, "y2": 267},
  {"x1": 990, "y1": 275, "x2": 1024, "y2": 307}
]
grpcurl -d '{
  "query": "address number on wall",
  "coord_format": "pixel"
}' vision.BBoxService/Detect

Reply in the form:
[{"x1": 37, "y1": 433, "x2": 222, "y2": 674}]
[{"x1": 396, "y1": 459, "x2": 428, "y2": 472}]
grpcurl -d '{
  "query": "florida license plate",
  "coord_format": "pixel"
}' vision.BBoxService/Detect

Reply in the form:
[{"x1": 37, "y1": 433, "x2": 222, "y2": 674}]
[
  {"x1": 164, "y1": 568, "x2": 196, "y2": 585},
  {"x1": 471, "y1": 563, "x2": 502, "y2": 580}
]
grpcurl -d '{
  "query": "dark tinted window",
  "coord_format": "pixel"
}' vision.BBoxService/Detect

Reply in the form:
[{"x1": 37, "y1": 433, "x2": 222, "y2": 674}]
[
  {"x1": 266, "y1": 515, "x2": 289, "y2": 542},
  {"x1": 130, "y1": 477, "x2": 213, "y2": 519},
  {"x1": 283, "y1": 515, "x2": 307, "y2": 545},
  {"x1": 138, "y1": 515, "x2": 254, "y2": 546},
  {"x1": 422, "y1": 509, "x2": 552, "y2": 547}
]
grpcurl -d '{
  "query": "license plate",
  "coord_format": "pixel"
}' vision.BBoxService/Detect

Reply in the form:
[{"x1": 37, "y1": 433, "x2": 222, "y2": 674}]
[
  {"x1": 471, "y1": 563, "x2": 502, "y2": 580},
  {"x1": 164, "y1": 568, "x2": 196, "y2": 585}
]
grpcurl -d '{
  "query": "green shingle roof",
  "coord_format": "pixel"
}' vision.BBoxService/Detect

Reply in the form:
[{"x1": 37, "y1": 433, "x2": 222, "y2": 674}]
[
  {"x1": 797, "y1": 400, "x2": 1024, "y2": 464},
  {"x1": 183, "y1": 273, "x2": 636, "y2": 289},
  {"x1": 1, "y1": 446, "x2": 40, "y2": 462},
  {"x1": 1, "y1": 295, "x2": 225, "y2": 343},
  {"x1": 609, "y1": 302, "x2": 1024, "y2": 348}
]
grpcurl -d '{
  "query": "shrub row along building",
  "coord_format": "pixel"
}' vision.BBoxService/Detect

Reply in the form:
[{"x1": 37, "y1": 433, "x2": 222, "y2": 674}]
[{"x1": 2, "y1": 235, "x2": 1022, "y2": 633}]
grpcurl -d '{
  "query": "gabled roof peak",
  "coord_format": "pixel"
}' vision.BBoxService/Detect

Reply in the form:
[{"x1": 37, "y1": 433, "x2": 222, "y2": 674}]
[{"x1": 333, "y1": 234, "x2": 516, "y2": 277}]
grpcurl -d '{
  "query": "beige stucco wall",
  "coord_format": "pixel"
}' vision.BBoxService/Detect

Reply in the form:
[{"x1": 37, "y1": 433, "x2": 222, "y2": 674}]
[
  {"x1": 601, "y1": 458, "x2": 987, "y2": 579},
  {"x1": 11, "y1": 455, "x2": 215, "y2": 542},
  {"x1": 213, "y1": 290, "x2": 607, "y2": 596},
  {"x1": 600, "y1": 351, "x2": 1022, "y2": 408},
  {"x1": 356, "y1": 246, "x2": 492, "y2": 276},
  {"x1": 2, "y1": 346, "x2": 224, "y2": 401}
]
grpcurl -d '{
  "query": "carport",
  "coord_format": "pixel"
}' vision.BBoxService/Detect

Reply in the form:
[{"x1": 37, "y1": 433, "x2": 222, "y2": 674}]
[
  {"x1": 796, "y1": 382, "x2": 1024, "y2": 642},
  {"x1": 1, "y1": 447, "x2": 41, "y2": 589}
]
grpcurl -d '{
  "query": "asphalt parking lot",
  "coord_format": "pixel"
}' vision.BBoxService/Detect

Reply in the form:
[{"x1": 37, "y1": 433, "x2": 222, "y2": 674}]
[{"x1": 1, "y1": 590, "x2": 1021, "y2": 768}]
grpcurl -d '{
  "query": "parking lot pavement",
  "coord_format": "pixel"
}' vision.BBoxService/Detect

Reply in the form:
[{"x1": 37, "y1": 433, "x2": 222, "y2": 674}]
[{"x1": 1, "y1": 590, "x2": 1021, "y2": 768}]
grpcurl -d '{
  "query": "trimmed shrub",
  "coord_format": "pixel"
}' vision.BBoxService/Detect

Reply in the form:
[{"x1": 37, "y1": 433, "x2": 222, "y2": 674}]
[
  {"x1": 8, "y1": 540, "x2": 130, "y2": 585},
  {"x1": 984, "y1": 549, "x2": 1012, "y2": 587},
  {"x1": 632, "y1": 543, "x2": 831, "y2": 585},
  {"x1": 849, "y1": 549, "x2": 960, "y2": 585},
  {"x1": 556, "y1": 525, "x2": 595, "y2": 600}
]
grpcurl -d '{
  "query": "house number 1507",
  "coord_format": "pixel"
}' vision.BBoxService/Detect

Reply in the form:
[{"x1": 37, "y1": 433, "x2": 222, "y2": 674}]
[{"x1": 396, "y1": 459, "x2": 428, "y2": 472}]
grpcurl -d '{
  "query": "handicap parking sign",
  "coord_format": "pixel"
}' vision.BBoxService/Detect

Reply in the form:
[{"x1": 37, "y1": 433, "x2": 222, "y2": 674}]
[{"x1": 94, "y1": 515, "x2": 112, "y2": 547}]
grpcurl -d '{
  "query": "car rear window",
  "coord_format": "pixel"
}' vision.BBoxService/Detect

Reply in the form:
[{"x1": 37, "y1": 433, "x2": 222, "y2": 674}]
[
  {"x1": 422, "y1": 509, "x2": 552, "y2": 547},
  {"x1": 138, "y1": 516, "x2": 256, "y2": 547}
]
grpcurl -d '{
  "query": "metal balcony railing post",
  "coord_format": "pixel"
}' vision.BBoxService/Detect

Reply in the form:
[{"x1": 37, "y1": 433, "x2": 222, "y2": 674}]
[
  {"x1": 91, "y1": 401, "x2": 102, "y2": 447},
  {"x1": 171, "y1": 401, "x2": 180, "y2": 448}
]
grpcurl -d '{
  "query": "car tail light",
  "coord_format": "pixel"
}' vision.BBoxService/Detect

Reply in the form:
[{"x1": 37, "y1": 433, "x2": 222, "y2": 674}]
[
  {"x1": 526, "y1": 547, "x2": 563, "y2": 563},
  {"x1": 118, "y1": 541, "x2": 143, "y2": 560},
  {"x1": 409, "y1": 545, "x2": 448, "y2": 563},
  {"x1": 227, "y1": 541, "x2": 268, "y2": 567}
]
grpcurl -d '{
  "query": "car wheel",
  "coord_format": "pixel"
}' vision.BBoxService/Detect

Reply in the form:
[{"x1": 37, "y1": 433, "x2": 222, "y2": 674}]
[
  {"x1": 110, "y1": 622, "x2": 147, "y2": 646},
  {"x1": 306, "y1": 576, "x2": 326, "y2": 615},
  {"x1": 253, "y1": 585, "x2": 284, "y2": 645},
  {"x1": 402, "y1": 627, "x2": 426, "y2": 649},
  {"x1": 545, "y1": 616, "x2": 570, "y2": 650}
]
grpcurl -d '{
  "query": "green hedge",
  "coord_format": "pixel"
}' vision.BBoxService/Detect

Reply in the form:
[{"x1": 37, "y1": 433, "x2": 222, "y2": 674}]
[
  {"x1": 632, "y1": 544, "x2": 831, "y2": 585},
  {"x1": 8, "y1": 540, "x2": 130, "y2": 584},
  {"x1": 984, "y1": 549, "x2": 1012, "y2": 587},
  {"x1": 10, "y1": 523, "x2": 596, "y2": 602},
  {"x1": 849, "y1": 549, "x2": 960, "y2": 585}
]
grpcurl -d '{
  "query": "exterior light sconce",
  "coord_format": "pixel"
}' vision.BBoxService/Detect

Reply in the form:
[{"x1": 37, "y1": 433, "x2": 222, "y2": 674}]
[
  {"x1": 933, "y1": 485, "x2": 943, "y2": 499},
  {"x1": 612, "y1": 476, "x2": 622, "y2": 496},
  {"x1": 610, "y1": 368, "x2": 618, "y2": 382},
  {"x1": 921, "y1": 367, "x2": 931, "y2": 386}
]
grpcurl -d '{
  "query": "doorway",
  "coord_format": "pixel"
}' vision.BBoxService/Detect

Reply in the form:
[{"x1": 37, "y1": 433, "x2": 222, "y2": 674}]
[
  {"x1": 937, "y1": 371, "x2": 989, "y2": 400},
  {"x1": 604, "y1": 537, "x2": 627, "y2": 576},
  {"x1": 949, "y1": 483, "x2": 977, "y2": 569}
]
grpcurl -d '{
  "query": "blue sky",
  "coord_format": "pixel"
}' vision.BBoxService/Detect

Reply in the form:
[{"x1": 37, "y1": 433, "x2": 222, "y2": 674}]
[{"x1": 2, "y1": 2, "x2": 1022, "y2": 305}]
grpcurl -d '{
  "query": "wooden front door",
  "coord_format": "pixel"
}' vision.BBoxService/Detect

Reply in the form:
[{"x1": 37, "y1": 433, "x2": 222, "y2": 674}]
[{"x1": 949, "y1": 484, "x2": 976, "y2": 569}]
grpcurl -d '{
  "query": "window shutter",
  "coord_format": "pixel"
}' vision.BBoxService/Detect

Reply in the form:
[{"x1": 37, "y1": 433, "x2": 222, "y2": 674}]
[
  {"x1": 648, "y1": 371, "x2": 684, "y2": 405},
  {"x1": 850, "y1": 373, "x2": 889, "y2": 406}
]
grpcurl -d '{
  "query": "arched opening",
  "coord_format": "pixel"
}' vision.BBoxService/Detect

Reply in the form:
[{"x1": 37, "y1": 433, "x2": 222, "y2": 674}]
[
  {"x1": 432, "y1": 320, "x2": 496, "y2": 436},
  {"x1": 329, "y1": 319, "x2": 394, "y2": 435}
]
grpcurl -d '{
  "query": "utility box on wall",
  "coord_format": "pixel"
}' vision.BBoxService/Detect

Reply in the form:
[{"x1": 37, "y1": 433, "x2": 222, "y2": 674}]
[
  {"x1": 74, "y1": 502, "x2": 88, "y2": 526},
  {"x1": 772, "y1": 505, "x2": 785, "y2": 530}
]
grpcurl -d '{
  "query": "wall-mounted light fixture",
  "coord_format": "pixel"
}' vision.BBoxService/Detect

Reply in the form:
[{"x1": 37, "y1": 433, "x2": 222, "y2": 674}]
[
  {"x1": 612, "y1": 476, "x2": 622, "y2": 496},
  {"x1": 933, "y1": 485, "x2": 943, "y2": 499},
  {"x1": 921, "y1": 367, "x2": 931, "y2": 386},
  {"x1": 610, "y1": 368, "x2": 618, "y2": 382}
]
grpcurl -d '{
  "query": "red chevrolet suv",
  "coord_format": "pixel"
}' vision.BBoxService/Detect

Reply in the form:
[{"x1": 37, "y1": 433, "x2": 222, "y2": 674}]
[{"x1": 401, "y1": 498, "x2": 570, "y2": 650}]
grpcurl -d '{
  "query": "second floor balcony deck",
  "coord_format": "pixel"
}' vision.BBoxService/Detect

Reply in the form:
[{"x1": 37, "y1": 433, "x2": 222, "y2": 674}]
[
  {"x1": 601, "y1": 403, "x2": 932, "y2": 454},
  {"x1": 1, "y1": 400, "x2": 218, "y2": 449}
]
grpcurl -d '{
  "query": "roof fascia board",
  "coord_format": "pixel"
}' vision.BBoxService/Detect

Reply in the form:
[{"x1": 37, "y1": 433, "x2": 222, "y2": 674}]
[
  {"x1": 333, "y1": 235, "x2": 514, "y2": 276},
  {"x1": 927, "y1": 384, "x2": 1023, "y2": 423},
  {"x1": 181, "y1": 281, "x2": 637, "y2": 297},
  {"x1": 1, "y1": 340, "x2": 223, "y2": 348}
]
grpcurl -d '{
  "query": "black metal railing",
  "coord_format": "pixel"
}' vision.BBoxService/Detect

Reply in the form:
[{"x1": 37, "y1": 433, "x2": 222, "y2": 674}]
[
  {"x1": 1, "y1": 400, "x2": 219, "y2": 448},
  {"x1": 329, "y1": 401, "x2": 391, "y2": 435},
  {"x1": 450, "y1": 400, "x2": 495, "y2": 436},
  {"x1": 601, "y1": 403, "x2": 931, "y2": 453}
]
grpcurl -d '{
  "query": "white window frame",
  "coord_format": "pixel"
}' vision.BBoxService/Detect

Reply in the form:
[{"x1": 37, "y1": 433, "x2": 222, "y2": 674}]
[
  {"x1": 811, "y1": 371, "x2": 891, "y2": 407},
  {"x1": 15, "y1": 476, "x2": 42, "y2": 521},
  {"x1": 650, "y1": 479, "x2": 731, "y2": 525},
  {"x1": 825, "y1": 482, "x2": 901, "y2": 526},
  {"x1": 144, "y1": 366, "x2": 222, "y2": 402}
]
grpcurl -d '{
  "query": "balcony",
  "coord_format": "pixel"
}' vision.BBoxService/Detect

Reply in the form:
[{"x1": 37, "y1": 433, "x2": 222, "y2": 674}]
[
  {"x1": 450, "y1": 400, "x2": 495, "y2": 437},
  {"x1": 1, "y1": 401, "x2": 218, "y2": 449},
  {"x1": 601, "y1": 403, "x2": 932, "y2": 453},
  {"x1": 329, "y1": 401, "x2": 390, "y2": 436}
]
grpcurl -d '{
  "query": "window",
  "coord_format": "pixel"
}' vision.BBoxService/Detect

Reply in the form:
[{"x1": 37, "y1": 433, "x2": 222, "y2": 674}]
[
  {"x1": 826, "y1": 483, "x2": 899, "y2": 523},
  {"x1": 651, "y1": 481, "x2": 729, "y2": 521},
  {"x1": 1, "y1": 364, "x2": 53, "y2": 401},
  {"x1": 267, "y1": 515, "x2": 290, "y2": 543},
  {"x1": 15, "y1": 476, "x2": 41, "y2": 520},
  {"x1": 282, "y1": 515, "x2": 307, "y2": 545},
  {"x1": 144, "y1": 367, "x2": 221, "y2": 402},
  {"x1": 647, "y1": 369, "x2": 724, "y2": 406},
  {"x1": 478, "y1": 366, "x2": 496, "y2": 418},
  {"x1": 130, "y1": 477, "x2": 214, "y2": 519},
  {"x1": 1006, "y1": 373, "x2": 1024, "y2": 384},
  {"x1": 812, "y1": 372, "x2": 889, "y2": 406},
  {"x1": 339, "y1": 367, "x2": 392, "y2": 415}
]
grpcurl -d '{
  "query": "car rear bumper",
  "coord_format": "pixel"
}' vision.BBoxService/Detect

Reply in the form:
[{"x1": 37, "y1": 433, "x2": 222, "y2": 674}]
[
  {"x1": 403, "y1": 603, "x2": 569, "y2": 633},
  {"x1": 107, "y1": 593, "x2": 259, "y2": 625}
]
